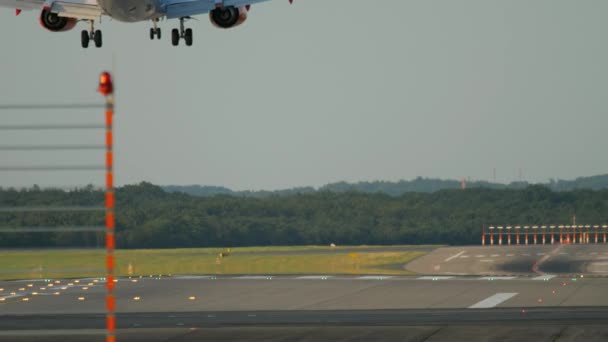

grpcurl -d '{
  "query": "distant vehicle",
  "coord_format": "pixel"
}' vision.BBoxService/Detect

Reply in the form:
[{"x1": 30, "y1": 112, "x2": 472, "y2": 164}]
[{"x1": 0, "y1": 0, "x2": 293, "y2": 48}]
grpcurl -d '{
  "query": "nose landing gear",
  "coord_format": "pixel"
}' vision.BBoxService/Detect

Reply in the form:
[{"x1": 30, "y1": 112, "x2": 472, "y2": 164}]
[
  {"x1": 171, "y1": 17, "x2": 193, "y2": 47},
  {"x1": 150, "y1": 18, "x2": 161, "y2": 40}
]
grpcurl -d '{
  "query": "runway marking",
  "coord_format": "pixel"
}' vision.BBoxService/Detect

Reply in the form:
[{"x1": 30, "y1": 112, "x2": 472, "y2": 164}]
[
  {"x1": 479, "y1": 276, "x2": 516, "y2": 280},
  {"x1": 506, "y1": 254, "x2": 514, "y2": 257},
  {"x1": 522, "y1": 253, "x2": 531, "y2": 256},
  {"x1": 444, "y1": 251, "x2": 466, "y2": 262},
  {"x1": 475, "y1": 255, "x2": 485, "y2": 258},
  {"x1": 490, "y1": 254, "x2": 500, "y2": 257},
  {"x1": 296, "y1": 276, "x2": 332, "y2": 280},
  {"x1": 357, "y1": 276, "x2": 393, "y2": 280},
  {"x1": 532, "y1": 274, "x2": 556, "y2": 281},
  {"x1": 234, "y1": 276, "x2": 272, "y2": 280},
  {"x1": 559, "y1": 252, "x2": 568, "y2": 255},
  {"x1": 459, "y1": 256, "x2": 470, "y2": 258},
  {"x1": 469, "y1": 293, "x2": 518, "y2": 309},
  {"x1": 0, "y1": 293, "x2": 24, "y2": 300},
  {"x1": 590, "y1": 252, "x2": 598, "y2": 255},
  {"x1": 174, "y1": 276, "x2": 217, "y2": 280},
  {"x1": 417, "y1": 276, "x2": 454, "y2": 280}
]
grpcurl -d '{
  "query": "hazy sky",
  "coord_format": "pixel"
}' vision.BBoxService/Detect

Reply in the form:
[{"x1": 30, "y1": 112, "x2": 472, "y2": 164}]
[{"x1": 0, "y1": 0, "x2": 607, "y2": 190}]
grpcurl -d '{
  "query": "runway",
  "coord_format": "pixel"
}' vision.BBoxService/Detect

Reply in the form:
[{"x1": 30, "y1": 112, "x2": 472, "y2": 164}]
[
  {"x1": 2, "y1": 244, "x2": 608, "y2": 341},
  {"x1": 406, "y1": 244, "x2": 608, "y2": 275}
]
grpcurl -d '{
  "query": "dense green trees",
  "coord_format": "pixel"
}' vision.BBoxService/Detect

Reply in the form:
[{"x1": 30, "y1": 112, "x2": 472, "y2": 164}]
[{"x1": 1, "y1": 182, "x2": 607, "y2": 248}]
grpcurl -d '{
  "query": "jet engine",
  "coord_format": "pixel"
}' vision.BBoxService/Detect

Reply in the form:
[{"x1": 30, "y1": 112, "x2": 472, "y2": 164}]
[
  {"x1": 209, "y1": 6, "x2": 247, "y2": 29},
  {"x1": 40, "y1": 8, "x2": 77, "y2": 32}
]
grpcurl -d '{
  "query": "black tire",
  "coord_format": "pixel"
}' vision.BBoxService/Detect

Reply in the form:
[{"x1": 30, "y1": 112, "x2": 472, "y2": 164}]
[
  {"x1": 150, "y1": 27, "x2": 155, "y2": 40},
  {"x1": 94, "y1": 30, "x2": 102, "y2": 48},
  {"x1": 171, "y1": 28, "x2": 179, "y2": 46},
  {"x1": 81, "y1": 30, "x2": 89, "y2": 48},
  {"x1": 184, "y1": 28, "x2": 193, "y2": 46},
  {"x1": 156, "y1": 28, "x2": 161, "y2": 40}
]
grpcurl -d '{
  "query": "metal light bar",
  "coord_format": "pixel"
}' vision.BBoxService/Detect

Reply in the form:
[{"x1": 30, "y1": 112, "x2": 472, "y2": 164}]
[
  {"x1": 0, "y1": 226, "x2": 105, "y2": 233},
  {"x1": 0, "y1": 144, "x2": 105, "y2": 151},
  {"x1": 0, "y1": 165, "x2": 105, "y2": 172},
  {"x1": 0, "y1": 207, "x2": 105, "y2": 213},
  {"x1": 0, "y1": 103, "x2": 104, "y2": 110},
  {"x1": 0, "y1": 124, "x2": 105, "y2": 130}
]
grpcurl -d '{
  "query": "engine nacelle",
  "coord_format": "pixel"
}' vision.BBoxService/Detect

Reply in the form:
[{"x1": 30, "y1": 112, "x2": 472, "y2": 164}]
[
  {"x1": 209, "y1": 6, "x2": 247, "y2": 29},
  {"x1": 39, "y1": 8, "x2": 77, "y2": 32}
]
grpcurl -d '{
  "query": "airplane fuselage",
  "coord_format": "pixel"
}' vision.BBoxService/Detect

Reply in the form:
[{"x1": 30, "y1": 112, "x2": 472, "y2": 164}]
[{"x1": 97, "y1": 0, "x2": 160, "y2": 22}]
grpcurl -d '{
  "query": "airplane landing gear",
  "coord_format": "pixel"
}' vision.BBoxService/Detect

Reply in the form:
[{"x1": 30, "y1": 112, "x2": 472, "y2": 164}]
[
  {"x1": 171, "y1": 17, "x2": 193, "y2": 47},
  {"x1": 81, "y1": 20, "x2": 102, "y2": 48},
  {"x1": 150, "y1": 18, "x2": 161, "y2": 40}
]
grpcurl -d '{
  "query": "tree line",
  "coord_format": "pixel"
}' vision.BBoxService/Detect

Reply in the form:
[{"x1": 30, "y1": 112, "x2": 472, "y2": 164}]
[
  {"x1": 164, "y1": 174, "x2": 608, "y2": 198},
  {"x1": 1, "y1": 182, "x2": 607, "y2": 248}
]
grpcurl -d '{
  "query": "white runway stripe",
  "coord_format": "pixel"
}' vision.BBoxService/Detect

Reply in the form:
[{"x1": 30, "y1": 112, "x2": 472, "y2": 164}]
[
  {"x1": 0, "y1": 294, "x2": 24, "y2": 300},
  {"x1": 468, "y1": 293, "x2": 518, "y2": 309},
  {"x1": 444, "y1": 251, "x2": 466, "y2": 262},
  {"x1": 357, "y1": 276, "x2": 393, "y2": 280},
  {"x1": 234, "y1": 276, "x2": 272, "y2": 280},
  {"x1": 295, "y1": 276, "x2": 332, "y2": 280},
  {"x1": 532, "y1": 274, "x2": 556, "y2": 281},
  {"x1": 479, "y1": 276, "x2": 516, "y2": 280},
  {"x1": 174, "y1": 276, "x2": 216, "y2": 280},
  {"x1": 417, "y1": 276, "x2": 454, "y2": 280}
]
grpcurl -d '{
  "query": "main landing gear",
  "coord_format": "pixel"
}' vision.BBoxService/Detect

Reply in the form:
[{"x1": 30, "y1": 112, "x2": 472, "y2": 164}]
[
  {"x1": 171, "y1": 17, "x2": 193, "y2": 47},
  {"x1": 81, "y1": 20, "x2": 102, "y2": 48},
  {"x1": 150, "y1": 18, "x2": 161, "y2": 40}
]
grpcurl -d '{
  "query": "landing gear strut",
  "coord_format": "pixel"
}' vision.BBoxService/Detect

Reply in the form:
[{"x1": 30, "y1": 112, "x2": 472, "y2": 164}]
[
  {"x1": 81, "y1": 20, "x2": 102, "y2": 48},
  {"x1": 171, "y1": 17, "x2": 193, "y2": 47},
  {"x1": 150, "y1": 18, "x2": 161, "y2": 40}
]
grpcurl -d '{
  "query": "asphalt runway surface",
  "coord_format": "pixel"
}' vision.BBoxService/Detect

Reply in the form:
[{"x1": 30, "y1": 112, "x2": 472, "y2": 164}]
[
  {"x1": 406, "y1": 244, "x2": 608, "y2": 275},
  {"x1": 2, "y1": 244, "x2": 608, "y2": 341}
]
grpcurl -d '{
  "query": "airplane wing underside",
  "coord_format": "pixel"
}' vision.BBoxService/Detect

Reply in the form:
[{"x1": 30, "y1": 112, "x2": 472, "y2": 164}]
[
  {"x1": 164, "y1": 0, "x2": 271, "y2": 19},
  {"x1": 0, "y1": 0, "x2": 101, "y2": 19},
  {"x1": 0, "y1": 0, "x2": 44, "y2": 10}
]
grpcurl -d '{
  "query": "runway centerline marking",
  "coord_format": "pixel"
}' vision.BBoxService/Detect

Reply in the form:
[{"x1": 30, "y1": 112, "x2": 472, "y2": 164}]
[
  {"x1": 468, "y1": 293, "x2": 518, "y2": 309},
  {"x1": 444, "y1": 251, "x2": 466, "y2": 262}
]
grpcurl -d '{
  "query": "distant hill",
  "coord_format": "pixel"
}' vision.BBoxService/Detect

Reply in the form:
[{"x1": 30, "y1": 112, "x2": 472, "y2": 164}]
[{"x1": 164, "y1": 174, "x2": 608, "y2": 197}]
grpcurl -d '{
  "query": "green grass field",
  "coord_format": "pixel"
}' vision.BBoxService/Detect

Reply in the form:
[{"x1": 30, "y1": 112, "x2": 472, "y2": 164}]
[{"x1": 0, "y1": 246, "x2": 430, "y2": 280}]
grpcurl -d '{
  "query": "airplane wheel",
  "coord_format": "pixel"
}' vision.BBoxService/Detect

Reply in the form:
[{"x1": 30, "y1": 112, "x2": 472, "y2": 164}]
[
  {"x1": 150, "y1": 28, "x2": 155, "y2": 40},
  {"x1": 93, "y1": 30, "x2": 102, "y2": 48},
  {"x1": 156, "y1": 28, "x2": 161, "y2": 39},
  {"x1": 184, "y1": 28, "x2": 193, "y2": 46},
  {"x1": 171, "y1": 28, "x2": 179, "y2": 46},
  {"x1": 81, "y1": 30, "x2": 89, "y2": 48}
]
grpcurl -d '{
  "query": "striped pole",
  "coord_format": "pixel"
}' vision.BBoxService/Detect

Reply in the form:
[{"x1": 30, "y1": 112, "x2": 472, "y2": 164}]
[{"x1": 99, "y1": 72, "x2": 116, "y2": 342}]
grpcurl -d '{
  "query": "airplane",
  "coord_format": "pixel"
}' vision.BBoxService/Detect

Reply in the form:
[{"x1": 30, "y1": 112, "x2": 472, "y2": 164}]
[{"x1": 0, "y1": 0, "x2": 294, "y2": 48}]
